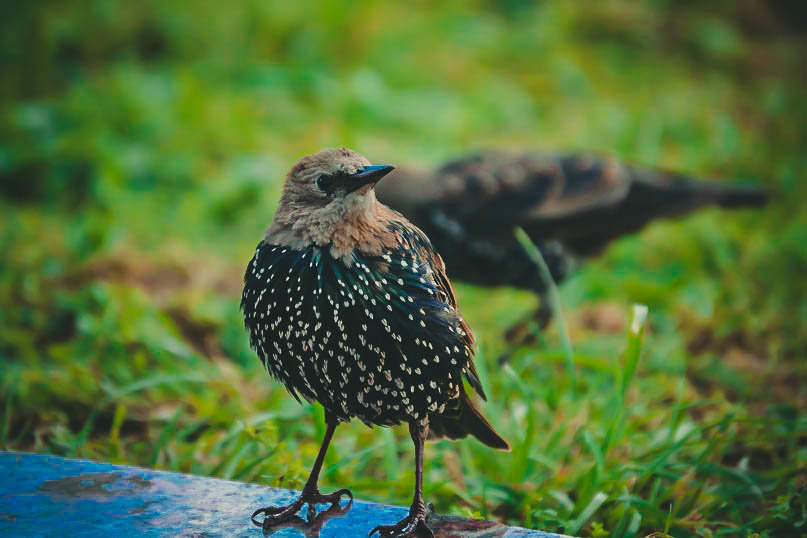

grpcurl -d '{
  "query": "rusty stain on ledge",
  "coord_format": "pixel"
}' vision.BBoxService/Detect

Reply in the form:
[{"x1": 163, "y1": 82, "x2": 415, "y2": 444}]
[{"x1": 38, "y1": 472, "x2": 152, "y2": 498}]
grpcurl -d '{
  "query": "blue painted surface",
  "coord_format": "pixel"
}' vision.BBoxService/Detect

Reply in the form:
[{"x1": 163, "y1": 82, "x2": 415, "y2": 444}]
[{"x1": 0, "y1": 452, "x2": 570, "y2": 537}]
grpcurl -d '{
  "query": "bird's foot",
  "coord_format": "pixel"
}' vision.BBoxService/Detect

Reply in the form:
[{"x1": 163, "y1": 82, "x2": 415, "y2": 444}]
[
  {"x1": 251, "y1": 487, "x2": 353, "y2": 530},
  {"x1": 369, "y1": 503, "x2": 434, "y2": 538}
]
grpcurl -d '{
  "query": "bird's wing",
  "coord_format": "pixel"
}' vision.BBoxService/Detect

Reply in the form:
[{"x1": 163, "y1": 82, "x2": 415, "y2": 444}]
[
  {"x1": 430, "y1": 151, "x2": 632, "y2": 238},
  {"x1": 374, "y1": 215, "x2": 507, "y2": 450},
  {"x1": 381, "y1": 211, "x2": 487, "y2": 401},
  {"x1": 428, "y1": 251, "x2": 487, "y2": 399},
  {"x1": 433, "y1": 151, "x2": 767, "y2": 254}
]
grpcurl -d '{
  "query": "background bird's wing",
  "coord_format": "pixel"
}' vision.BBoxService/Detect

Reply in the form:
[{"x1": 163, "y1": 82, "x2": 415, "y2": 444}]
[
  {"x1": 431, "y1": 151, "x2": 767, "y2": 257},
  {"x1": 430, "y1": 151, "x2": 631, "y2": 238}
]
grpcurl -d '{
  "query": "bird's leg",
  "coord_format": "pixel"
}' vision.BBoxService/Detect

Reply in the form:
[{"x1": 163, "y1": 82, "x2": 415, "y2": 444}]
[
  {"x1": 499, "y1": 292, "x2": 552, "y2": 364},
  {"x1": 534, "y1": 295, "x2": 553, "y2": 331},
  {"x1": 251, "y1": 414, "x2": 352, "y2": 530},
  {"x1": 369, "y1": 421, "x2": 434, "y2": 538}
]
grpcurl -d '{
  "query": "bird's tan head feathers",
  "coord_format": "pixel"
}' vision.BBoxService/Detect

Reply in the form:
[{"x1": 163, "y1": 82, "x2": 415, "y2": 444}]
[{"x1": 266, "y1": 148, "x2": 400, "y2": 262}]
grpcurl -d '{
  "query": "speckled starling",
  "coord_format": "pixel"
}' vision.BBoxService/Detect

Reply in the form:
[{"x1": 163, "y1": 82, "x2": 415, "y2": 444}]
[
  {"x1": 376, "y1": 150, "x2": 769, "y2": 328},
  {"x1": 242, "y1": 148, "x2": 509, "y2": 538}
]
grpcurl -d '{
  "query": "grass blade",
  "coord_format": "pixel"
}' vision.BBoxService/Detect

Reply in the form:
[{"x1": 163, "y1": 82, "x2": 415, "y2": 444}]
[
  {"x1": 1, "y1": 389, "x2": 11, "y2": 449},
  {"x1": 150, "y1": 405, "x2": 185, "y2": 466},
  {"x1": 569, "y1": 491, "x2": 608, "y2": 535},
  {"x1": 514, "y1": 227, "x2": 576, "y2": 399},
  {"x1": 621, "y1": 304, "x2": 648, "y2": 400}
]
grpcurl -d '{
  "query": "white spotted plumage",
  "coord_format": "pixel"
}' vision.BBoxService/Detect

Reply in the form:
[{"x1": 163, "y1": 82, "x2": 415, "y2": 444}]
[{"x1": 241, "y1": 233, "x2": 481, "y2": 427}]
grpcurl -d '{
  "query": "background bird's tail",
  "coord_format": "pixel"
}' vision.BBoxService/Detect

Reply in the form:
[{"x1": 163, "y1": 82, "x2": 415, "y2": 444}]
[
  {"x1": 631, "y1": 168, "x2": 770, "y2": 218},
  {"x1": 428, "y1": 391, "x2": 510, "y2": 451},
  {"x1": 557, "y1": 169, "x2": 771, "y2": 258},
  {"x1": 692, "y1": 181, "x2": 770, "y2": 209}
]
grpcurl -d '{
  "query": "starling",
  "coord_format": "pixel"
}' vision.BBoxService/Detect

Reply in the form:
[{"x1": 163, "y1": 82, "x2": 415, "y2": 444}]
[
  {"x1": 242, "y1": 148, "x2": 509, "y2": 537},
  {"x1": 376, "y1": 150, "x2": 769, "y2": 329}
]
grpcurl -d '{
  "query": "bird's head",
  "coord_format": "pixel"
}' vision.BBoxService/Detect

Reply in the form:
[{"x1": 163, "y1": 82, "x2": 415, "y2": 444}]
[
  {"x1": 280, "y1": 148, "x2": 395, "y2": 207},
  {"x1": 266, "y1": 148, "x2": 399, "y2": 261}
]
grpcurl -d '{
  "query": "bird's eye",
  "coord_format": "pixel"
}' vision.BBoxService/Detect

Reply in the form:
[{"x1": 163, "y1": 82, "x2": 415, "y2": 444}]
[{"x1": 316, "y1": 175, "x2": 332, "y2": 192}]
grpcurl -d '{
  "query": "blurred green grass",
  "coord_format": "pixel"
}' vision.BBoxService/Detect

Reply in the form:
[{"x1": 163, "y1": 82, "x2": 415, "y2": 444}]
[{"x1": 1, "y1": 1, "x2": 806, "y2": 536}]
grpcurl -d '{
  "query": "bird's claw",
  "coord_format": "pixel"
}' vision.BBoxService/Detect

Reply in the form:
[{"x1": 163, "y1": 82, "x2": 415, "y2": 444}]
[
  {"x1": 369, "y1": 509, "x2": 434, "y2": 538},
  {"x1": 251, "y1": 488, "x2": 353, "y2": 530}
]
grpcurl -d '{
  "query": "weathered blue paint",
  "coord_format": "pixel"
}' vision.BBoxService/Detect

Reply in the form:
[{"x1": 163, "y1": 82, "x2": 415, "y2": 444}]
[{"x1": 0, "y1": 452, "x2": 571, "y2": 537}]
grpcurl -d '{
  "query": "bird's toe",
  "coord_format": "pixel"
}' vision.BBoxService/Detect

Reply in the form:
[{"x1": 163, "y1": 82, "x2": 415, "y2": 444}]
[
  {"x1": 251, "y1": 497, "x2": 305, "y2": 529},
  {"x1": 369, "y1": 512, "x2": 434, "y2": 537}
]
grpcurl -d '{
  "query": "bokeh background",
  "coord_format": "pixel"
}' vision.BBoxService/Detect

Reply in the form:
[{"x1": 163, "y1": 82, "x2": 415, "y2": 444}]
[{"x1": 1, "y1": 1, "x2": 805, "y2": 536}]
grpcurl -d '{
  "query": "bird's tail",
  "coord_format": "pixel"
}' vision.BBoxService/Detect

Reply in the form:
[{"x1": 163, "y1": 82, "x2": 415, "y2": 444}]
[
  {"x1": 627, "y1": 168, "x2": 770, "y2": 221},
  {"x1": 428, "y1": 391, "x2": 510, "y2": 451},
  {"x1": 692, "y1": 181, "x2": 770, "y2": 209}
]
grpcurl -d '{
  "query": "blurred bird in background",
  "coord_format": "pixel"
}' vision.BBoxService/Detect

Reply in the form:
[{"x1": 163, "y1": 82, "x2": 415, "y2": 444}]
[
  {"x1": 377, "y1": 151, "x2": 769, "y2": 343},
  {"x1": 242, "y1": 149, "x2": 509, "y2": 537}
]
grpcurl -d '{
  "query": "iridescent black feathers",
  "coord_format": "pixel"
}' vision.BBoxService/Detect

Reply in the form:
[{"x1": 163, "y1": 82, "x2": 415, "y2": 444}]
[{"x1": 242, "y1": 210, "x2": 505, "y2": 448}]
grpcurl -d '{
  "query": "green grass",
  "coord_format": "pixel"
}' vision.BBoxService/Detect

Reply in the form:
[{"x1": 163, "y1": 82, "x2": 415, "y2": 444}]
[{"x1": 1, "y1": 1, "x2": 806, "y2": 536}]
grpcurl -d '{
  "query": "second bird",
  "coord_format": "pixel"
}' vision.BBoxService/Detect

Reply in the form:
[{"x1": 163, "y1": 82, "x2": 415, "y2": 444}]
[
  {"x1": 377, "y1": 151, "x2": 769, "y2": 329},
  {"x1": 242, "y1": 148, "x2": 509, "y2": 538}
]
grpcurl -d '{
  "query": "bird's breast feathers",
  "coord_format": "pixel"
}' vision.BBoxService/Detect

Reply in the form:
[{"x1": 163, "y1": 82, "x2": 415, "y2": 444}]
[{"x1": 240, "y1": 228, "x2": 481, "y2": 423}]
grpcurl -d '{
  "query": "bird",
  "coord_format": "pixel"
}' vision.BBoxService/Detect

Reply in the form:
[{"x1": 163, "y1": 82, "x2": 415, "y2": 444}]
[
  {"x1": 241, "y1": 148, "x2": 509, "y2": 537},
  {"x1": 376, "y1": 150, "x2": 769, "y2": 331}
]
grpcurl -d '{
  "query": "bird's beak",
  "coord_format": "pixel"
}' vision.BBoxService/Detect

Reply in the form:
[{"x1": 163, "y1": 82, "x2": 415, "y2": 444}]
[{"x1": 346, "y1": 165, "x2": 395, "y2": 193}]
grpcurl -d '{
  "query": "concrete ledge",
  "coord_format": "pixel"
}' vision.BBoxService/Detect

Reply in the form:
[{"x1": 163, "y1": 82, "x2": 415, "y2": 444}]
[{"x1": 0, "y1": 452, "x2": 570, "y2": 537}]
